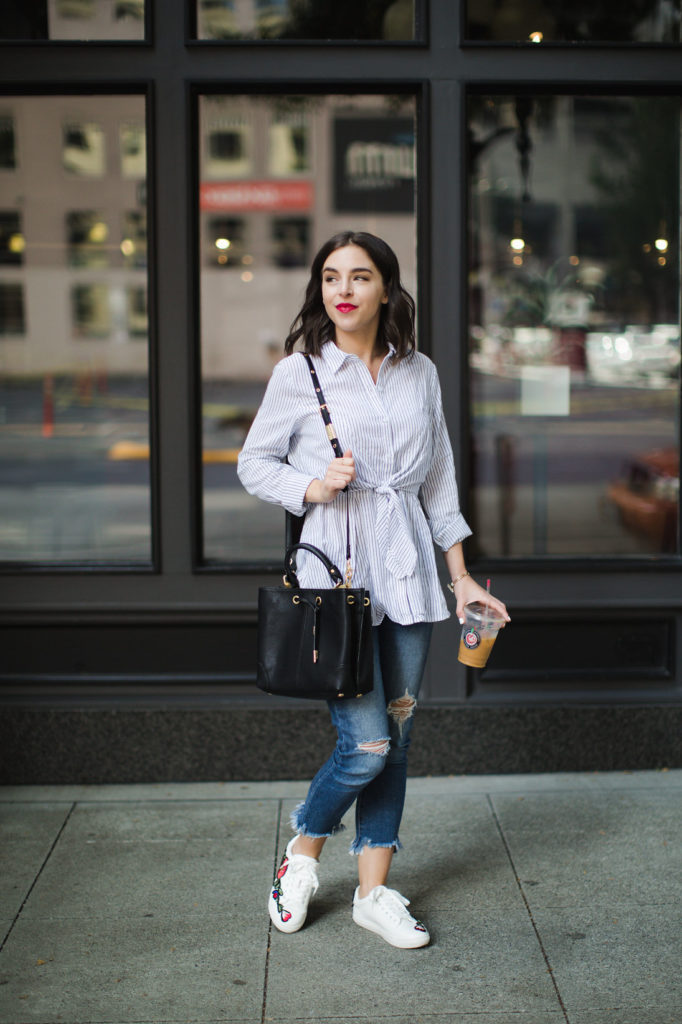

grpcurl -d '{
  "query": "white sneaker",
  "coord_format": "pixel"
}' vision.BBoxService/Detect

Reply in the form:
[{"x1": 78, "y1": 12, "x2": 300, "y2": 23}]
[
  {"x1": 268, "y1": 836, "x2": 320, "y2": 933},
  {"x1": 352, "y1": 884, "x2": 430, "y2": 948}
]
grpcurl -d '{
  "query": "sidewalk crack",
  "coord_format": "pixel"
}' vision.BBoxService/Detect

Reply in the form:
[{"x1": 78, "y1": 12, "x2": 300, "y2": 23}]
[
  {"x1": 0, "y1": 800, "x2": 77, "y2": 953},
  {"x1": 261, "y1": 798, "x2": 282, "y2": 1024},
  {"x1": 487, "y1": 793, "x2": 571, "y2": 1024}
]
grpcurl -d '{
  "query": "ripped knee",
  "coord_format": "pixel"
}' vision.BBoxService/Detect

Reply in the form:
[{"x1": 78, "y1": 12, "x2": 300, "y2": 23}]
[
  {"x1": 388, "y1": 691, "x2": 417, "y2": 728},
  {"x1": 357, "y1": 738, "x2": 390, "y2": 757}
]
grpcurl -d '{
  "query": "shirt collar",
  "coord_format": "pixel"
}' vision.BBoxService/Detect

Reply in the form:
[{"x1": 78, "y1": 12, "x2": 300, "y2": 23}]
[{"x1": 320, "y1": 339, "x2": 397, "y2": 374}]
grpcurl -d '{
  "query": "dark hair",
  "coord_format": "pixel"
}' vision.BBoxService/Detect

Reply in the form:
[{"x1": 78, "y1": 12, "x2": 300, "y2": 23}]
[{"x1": 284, "y1": 231, "x2": 416, "y2": 359}]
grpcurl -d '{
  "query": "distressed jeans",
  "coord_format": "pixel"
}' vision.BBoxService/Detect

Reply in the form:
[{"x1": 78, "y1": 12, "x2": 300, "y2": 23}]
[{"x1": 292, "y1": 617, "x2": 433, "y2": 854}]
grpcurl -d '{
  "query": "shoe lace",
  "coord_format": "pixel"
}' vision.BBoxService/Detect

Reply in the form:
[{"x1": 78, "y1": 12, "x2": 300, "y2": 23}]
[
  {"x1": 371, "y1": 886, "x2": 413, "y2": 924},
  {"x1": 287, "y1": 857, "x2": 319, "y2": 901}
]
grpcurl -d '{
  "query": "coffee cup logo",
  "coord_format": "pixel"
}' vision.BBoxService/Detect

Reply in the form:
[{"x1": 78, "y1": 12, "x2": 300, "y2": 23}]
[{"x1": 464, "y1": 629, "x2": 480, "y2": 649}]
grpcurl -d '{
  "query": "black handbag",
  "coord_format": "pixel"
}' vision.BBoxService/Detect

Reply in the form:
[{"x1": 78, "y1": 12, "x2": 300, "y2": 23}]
[{"x1": 256, "y1": 355, "x2": 374, "y2": 701}]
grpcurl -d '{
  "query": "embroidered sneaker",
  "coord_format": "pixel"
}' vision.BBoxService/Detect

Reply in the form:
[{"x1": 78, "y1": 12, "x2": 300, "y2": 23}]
[
  {"x1": 352, "y1": 884, "x2": 430, "y2": 948},
  {"x1": 269, "y1": 836, "x2": 320, "y2": 933}
]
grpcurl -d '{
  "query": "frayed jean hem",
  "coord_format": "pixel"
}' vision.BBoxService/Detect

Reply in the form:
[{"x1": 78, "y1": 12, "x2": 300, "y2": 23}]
[
  {"x1": 290, "y1": 801, "x2": 346, "y2": 839},
  {"x1": 349, "y1": 835, "x2": 403, "y2": 856}
]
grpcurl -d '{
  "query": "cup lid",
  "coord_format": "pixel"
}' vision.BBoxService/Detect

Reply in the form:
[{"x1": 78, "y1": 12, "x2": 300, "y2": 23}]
[{"x1": 462, "y1": 601, "x2": 507, "y2": 627}]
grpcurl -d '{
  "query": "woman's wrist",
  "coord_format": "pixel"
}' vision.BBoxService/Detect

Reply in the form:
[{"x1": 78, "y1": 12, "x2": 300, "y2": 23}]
[{"x1": 447, "y1": 570, "x2": 470, "y2": 593}]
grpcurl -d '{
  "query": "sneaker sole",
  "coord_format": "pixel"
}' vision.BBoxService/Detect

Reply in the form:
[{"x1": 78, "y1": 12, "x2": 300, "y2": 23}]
[{"x1": 352, "y1": 907, "x2": 430, "y2": 949}]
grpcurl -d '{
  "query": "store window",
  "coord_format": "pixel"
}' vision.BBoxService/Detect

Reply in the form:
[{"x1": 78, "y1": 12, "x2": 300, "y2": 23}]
[
  {"x1": 467, "y1": 94, "x2": 680, "y2": 558},
  {"x1": 0, "y1": 0, "x2": 146, "y2": 41},
  {"x1": 195, "y1": 0, "x2": 417, "y2": 41},
  {"x1": 465, "y1": 1, "x2": 681, "y2": 44},
  {"x1": 199, "y1": 92, "x2": 417, "y2": 563},
  {"x1": 0, "y1": 94, "x2": 151, "y2": 565}
]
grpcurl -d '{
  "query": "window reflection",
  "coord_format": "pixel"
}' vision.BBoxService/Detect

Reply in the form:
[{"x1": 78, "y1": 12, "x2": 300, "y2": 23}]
[
  {"x1": 199, "y1": 93, "x2": 417, "y2": 563},
  {"x1": 468, "y1": 95, "x2": 680, "y2": 558},
  {"x1": 196, "y1": 0, "x2": 415, "y2": 41},
  {"x1": 63, "y1": 121, "x2": 106, "y2": 177},
  {"x1": 0, "y1": 212, "x2": 24, "y2": 265},
  {"x1": 0, "y1": 282, "x2": 25, "y2": 334},
  {"x1": 120, "y1": 123, "x2": 146, "y2": 179},
  {"x1": 0, "y1": 0, "x2": 145, "y2": 40},
  {"x1": 0, "y1": 95, "x2": 151, "y2": 564},
  {"x1": 0, "y1": 117, "x2": 16, "y2": 169},
  {"x1": 67, "y1": 211, "x2": 110, "y2": 267},
  {"x1": 465, "y1": 0, "x2": 681, "y2": 43}
]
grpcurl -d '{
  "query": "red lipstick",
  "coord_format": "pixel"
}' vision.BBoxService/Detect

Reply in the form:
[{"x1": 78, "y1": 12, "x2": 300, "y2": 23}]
[{"x1": 336, "y1": 303, "x2": 357, "y2": 313}]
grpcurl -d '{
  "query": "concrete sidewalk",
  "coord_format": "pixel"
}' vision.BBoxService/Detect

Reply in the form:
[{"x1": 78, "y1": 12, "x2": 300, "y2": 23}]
[{"x1": 0, "y1": 771, "x2": 680, "y2": 1024}]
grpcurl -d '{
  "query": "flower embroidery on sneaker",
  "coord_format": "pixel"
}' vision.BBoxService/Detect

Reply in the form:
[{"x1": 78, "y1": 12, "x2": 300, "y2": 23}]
[
  {"x1": 271, "y1": 858, "x2": 293, "y2": 923},
  {"x1": 268, "y1": 837, "x2": 319, "y2": 934}
]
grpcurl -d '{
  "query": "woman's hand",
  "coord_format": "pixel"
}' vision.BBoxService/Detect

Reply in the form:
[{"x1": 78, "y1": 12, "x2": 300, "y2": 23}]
[
  {"x1": 305, "y1": 449, "x2": 356, "y2": 504},
  {"x1": 453, "y1": 574, "x2": 510, "y2": 625}
]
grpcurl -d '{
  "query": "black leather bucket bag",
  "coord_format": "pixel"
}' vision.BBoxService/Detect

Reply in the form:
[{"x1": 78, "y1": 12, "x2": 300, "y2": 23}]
[{"x1": 257, "y1": 541, "x2": 373, "y2": 700}]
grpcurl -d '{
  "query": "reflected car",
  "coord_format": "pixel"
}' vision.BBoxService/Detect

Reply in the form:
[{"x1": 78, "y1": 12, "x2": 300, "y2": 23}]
[
  {"x1": 587, "y1": 326, "x2": 680, "y2": 386},
  {"x1": 607, "y1": 448, "x2": 679, "y2": 552}
]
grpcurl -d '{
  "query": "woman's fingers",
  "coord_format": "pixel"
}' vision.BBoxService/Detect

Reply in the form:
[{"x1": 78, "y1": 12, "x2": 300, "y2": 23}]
[{"x1": 319, "y1": 451, "x2": 356, "y2": 501}]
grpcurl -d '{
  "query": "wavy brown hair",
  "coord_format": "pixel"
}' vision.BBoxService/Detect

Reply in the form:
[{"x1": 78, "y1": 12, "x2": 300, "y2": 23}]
[{"x1": 284, "y1": 231, "x2": 416, "y2": 360}]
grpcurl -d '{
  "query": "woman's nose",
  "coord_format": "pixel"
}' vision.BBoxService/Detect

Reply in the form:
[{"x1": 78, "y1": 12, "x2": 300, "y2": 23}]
[{"x1": 339, "y1": 276, "x2": 353, "y2": 295}]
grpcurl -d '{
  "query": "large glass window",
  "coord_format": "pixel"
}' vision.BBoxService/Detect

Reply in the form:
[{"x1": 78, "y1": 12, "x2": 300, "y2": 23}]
[
  {"x1": 467, "y1": 95, "x2": 680, "y2": 559},
  {"x1": 0, "y1": 1, "x2": 146, "y2": 41},
  {"x1": 0, "y1": 95, "x2": 151, "y2": 564},
  {"x1": 195, "y1": 0, "x2": 417, "y2": 41},
  {"x1": 465, "y1": 2, "x2": 681, "y2": 44},
  {"x1": 199, "y1": 92, "x2": 417, "y2": 563}
]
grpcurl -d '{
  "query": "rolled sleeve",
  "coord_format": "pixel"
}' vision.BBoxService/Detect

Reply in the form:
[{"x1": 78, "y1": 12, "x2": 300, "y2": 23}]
[{"x1": 419, "y1": 365, "x2": 472, "y2": 551}]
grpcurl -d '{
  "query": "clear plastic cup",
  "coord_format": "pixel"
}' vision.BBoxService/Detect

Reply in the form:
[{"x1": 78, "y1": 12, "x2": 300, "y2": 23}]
[{"x1": 457, "y1": 601, "x2": 507, "y2": 668}]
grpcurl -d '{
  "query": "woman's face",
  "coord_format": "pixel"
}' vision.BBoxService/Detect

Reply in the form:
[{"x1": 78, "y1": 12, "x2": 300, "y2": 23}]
[{"x1": 321, "y1": 244, "x2": 388, "y2": 342}]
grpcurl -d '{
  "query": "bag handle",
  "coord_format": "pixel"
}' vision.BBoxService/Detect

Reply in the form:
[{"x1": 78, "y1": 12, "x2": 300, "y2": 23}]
[{"x1": 283, "y1": 541, "x2": 344, "y2": 589}]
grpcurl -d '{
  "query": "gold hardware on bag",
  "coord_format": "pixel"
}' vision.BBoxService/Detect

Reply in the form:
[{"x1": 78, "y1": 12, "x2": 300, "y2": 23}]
[
  {"x1": 315, "y1": 595, "x2": 322, "y2": 606},
  {"x1": 347, "y1": 595, "x2": 355, "y2": 605},
  {"x1": 292, "y1": 595, "x2": 300, "y2": 604},
  {"x1": 364, "y1": 597, "x2": 370, "y2": 607},
  {"x1": 283, "y1": 575, "x2": 292, "y2": 587},
  {"x1": 325, "y1": 424, "x2": 336, "y2": 440}
]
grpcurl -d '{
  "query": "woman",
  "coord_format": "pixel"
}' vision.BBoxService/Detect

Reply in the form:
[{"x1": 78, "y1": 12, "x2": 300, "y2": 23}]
[{"x1": 238, "y1": 231, "x2": 509, "y2": 949}]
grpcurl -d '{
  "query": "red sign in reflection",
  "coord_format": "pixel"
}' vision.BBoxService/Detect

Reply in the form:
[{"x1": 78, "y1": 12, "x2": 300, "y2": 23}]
[{"x1": 200, "y1": 180, "x2": 314, "y2": 212}]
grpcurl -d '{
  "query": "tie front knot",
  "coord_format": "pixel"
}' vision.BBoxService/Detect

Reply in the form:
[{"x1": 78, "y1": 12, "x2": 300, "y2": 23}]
[{"x1": 375, "y1": 483, "x2": 419, "y2": 580}]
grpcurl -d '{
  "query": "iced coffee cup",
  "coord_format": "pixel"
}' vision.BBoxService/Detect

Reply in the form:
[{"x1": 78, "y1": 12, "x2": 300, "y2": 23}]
[{"x1": 457, "y1": 601, "x2": 507, "y2": 668}]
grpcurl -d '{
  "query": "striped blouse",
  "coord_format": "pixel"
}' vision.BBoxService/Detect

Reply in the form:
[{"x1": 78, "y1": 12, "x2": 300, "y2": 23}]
[{"x1": 237, "y1": 340, "x2": 472, "y2": 626}]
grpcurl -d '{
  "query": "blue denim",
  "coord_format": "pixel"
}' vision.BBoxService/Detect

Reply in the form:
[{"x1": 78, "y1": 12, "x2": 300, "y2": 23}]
[{"x1": 292, "y1": 617, "x2": 433, "y2": 854}]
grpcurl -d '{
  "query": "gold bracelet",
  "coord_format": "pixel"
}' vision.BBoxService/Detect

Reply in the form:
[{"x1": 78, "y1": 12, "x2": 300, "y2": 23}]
[{"x1": 447, "y1": 570, "x2": 470, "y2": 593}]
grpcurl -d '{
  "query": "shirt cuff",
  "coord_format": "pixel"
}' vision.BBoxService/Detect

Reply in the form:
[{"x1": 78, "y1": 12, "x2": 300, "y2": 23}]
[
  {"x1": 431, "y1": 512, "x2": 473, "y2": 552},
  {"x1": 281, "y1": 472, "x2": 318, "y2": 516}
]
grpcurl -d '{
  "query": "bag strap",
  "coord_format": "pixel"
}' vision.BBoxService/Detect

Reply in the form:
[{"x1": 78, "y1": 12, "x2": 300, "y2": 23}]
[
  {"x1": 303, "y1": 353, "x2": 344, "y2": 458},
  {"x1": 303, "y1": 353, "x2": 352, "y2": 583}
]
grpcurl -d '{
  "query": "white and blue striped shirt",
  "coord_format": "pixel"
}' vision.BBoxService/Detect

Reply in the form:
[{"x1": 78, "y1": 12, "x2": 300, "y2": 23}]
[{"x1": 238, "y1": 341, "x2": 472, "y2": 625}]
